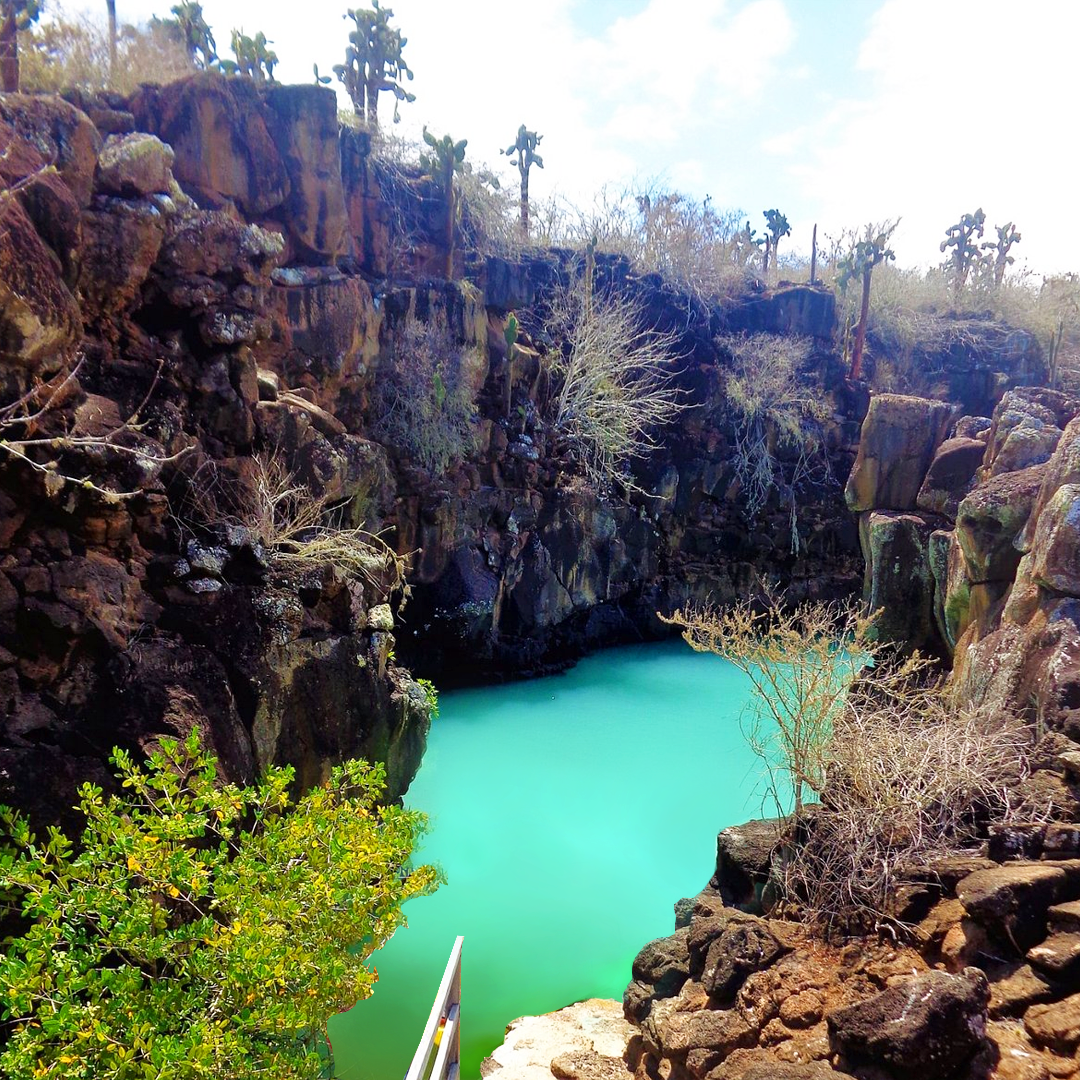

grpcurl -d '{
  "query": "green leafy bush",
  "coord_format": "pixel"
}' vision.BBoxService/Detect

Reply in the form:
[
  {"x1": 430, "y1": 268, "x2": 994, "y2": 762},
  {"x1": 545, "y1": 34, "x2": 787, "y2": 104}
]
[{"x1": 0, "y1": 733, "x2": 438, "y2": 1079}]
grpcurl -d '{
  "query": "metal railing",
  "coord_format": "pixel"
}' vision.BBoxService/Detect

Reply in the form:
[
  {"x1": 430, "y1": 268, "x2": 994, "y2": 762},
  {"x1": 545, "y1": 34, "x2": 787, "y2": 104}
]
[{"x1": 404, "y1": 936, "x2": 463, "y2": 1080}]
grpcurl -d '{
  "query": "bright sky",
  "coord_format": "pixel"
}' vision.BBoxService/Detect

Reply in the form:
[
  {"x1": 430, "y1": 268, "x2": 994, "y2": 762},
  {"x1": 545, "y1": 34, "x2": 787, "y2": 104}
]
[{"x1": 73, "y1": 0, "x2": 1078, "y2": 276}]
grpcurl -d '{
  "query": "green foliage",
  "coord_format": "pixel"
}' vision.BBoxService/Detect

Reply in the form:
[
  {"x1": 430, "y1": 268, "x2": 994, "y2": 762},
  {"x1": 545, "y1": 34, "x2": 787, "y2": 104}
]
[
  {"x1": 762, "y1": 208, "x2": 790, "y2": 277},
  {"x1": 370, "y1": 316, "x2": 480, "y2": 474},
  {"x1": 421, "y1": 128, "x2": 468, "y2": 278},
  {"x1": 940, "y1": 208, "x2": 986, "y2": 301},
  {"x1": 152, "y1": 1, "x2": 216, "y2": 69},
  {"x1": 835, "y1": 220, "x2": 898, "y2": 380},
  {"x1": 417, "y1": 678, "x2": 440, "y2": 720},
  {"x1": 334, "y1": 2, "x2": 414, "y2": 126},
  {"x1": 0, "y1": 732, "x2": 438, "y2": 1080}
]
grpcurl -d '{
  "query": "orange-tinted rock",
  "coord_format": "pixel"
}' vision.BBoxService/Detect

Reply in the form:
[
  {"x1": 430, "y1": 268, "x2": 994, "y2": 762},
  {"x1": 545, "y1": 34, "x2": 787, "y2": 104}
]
[
  {"x1": 0, "y1": 197, "x2": 81, "y2": 375},
  {"x1": 261, "y1": 84, "x2": 350, "y2": 263},
  {"x1": 845, "y1": 394, "x2": 952, "y2": 512},
  {"x1": 0, "y1": 92, "x2": 101, "y2": 206},
  {"x1": 130, "y1": 71, "x2": 289, "y2": 216}
]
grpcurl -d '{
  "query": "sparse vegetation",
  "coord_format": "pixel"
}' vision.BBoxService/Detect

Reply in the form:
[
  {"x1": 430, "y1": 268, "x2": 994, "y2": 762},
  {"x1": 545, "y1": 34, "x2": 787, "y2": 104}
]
[
  {"x1": 544, "y1": 277, "x2": 685, "y2": 492},
  {"x1": 835, "y1": 221, "x2": 897, "y2": 380},
  {"x1": 370, "y1": 316, "x2": 480, "y2": 476},
  {"x1": 941, "y1": 207, "x2": 987, "y2": 303},
  {"x1": 218, "y1": 28, "x2": 278, "y2": 82},
  {"x1": 717, "y1": 332, "x2": 831, "y2": 538},
  {"x1": 420, "y1": 127, "x2": 467, "y2": 279},
  {"x1": 152, "y1": 0, "x2": 215, "y2": 70},
  {"x1": 0, "y1": 732, "x2": 438, "y2": 1080},
  {"x1": 761, "y1": 208, "x2": 790, "y2": 280},
  {"x1": 20, "y1": 6, "x2": 194, "y2": 92},
  {"x1": 666, "y1": 594, "x2": 1037, "y2": 932}
]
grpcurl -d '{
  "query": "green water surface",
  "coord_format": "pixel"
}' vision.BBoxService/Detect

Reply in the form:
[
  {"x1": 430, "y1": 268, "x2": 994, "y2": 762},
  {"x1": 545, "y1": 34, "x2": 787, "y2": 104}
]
[{"x1": 329, "y1": 639, "x2": 765, "y2": 1080}]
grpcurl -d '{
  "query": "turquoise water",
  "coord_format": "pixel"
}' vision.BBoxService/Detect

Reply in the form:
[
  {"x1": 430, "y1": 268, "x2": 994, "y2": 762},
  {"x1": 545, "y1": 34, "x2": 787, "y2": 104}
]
[{"x1": 328, "y1": 639, "x2": 765, "y2": 1080}]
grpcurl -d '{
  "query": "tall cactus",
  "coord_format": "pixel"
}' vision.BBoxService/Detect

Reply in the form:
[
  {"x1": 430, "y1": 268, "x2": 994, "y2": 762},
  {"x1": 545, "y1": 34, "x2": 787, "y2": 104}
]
[
  {"x1": 0, "y1": 0, "x2": 41, "y2": 92},
  {"x1": 334, "y1": 2, "x2": 414, "y2": 127},
  {"x1": 762, "y1": 208, "x2": 790, "y2": 279},
  {"x1": 421, "y1": 127, "x2": 467, "y2": 279},
  {"x1": 500, "y1": 124, "x2": 544, "y2": 239},
  {"x1": 221, "y1": 28, "x2": 278, "y2": 82},
  {"x1": 156, "y1": 1, "x2": 216, "y2": 69},
  {"x1": 940, "y1": 208, "x2": 986, "y2": 302},
  {"x1": 837, "y1": 222, "x2": 897, "y2": 381},
  {"x1": 981, "y1": 221, "x2": 1021, "y2": 287}
]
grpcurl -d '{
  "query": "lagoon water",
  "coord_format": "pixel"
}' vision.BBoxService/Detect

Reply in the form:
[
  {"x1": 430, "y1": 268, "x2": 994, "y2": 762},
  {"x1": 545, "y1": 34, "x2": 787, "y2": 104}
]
[{"x1": 329, "y1": 639, "x2": 765, "y2": 1080}]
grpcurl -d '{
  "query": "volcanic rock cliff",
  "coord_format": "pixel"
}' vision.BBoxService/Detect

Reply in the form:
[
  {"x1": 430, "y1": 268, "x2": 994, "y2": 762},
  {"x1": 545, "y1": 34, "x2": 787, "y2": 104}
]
[{"x1": 0, "y1": 75, "x2": 1045, "y2": 836}]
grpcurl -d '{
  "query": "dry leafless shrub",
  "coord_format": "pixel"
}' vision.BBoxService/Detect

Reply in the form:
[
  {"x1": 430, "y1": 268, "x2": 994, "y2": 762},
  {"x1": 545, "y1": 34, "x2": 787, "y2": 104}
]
[
  {"x1": 532, "y1": 182, "x2": 755, "y2": 302},
  {"x1": 21, "y1": 7, "x2": 194, "y2": 94},
  {"x1": 0, "y1": 357, "x2": 190, "y2": 502},
  {"x1": 545, "y1": 278, "x2": 686, "y2": 493},
  {"x1": 786, "y1": 698, "x2": 1037, "y2": 934},
  {"x1": 369, "y1": 316, "x2": 480, "y2": 475},
  {"x1": 186, "y1": 453, "x2": 406, "y2": 593},
  {"x1": 717, "y1": 332, "x2": 832, "y2": 541},
  {"x1": 666, "y1": 592, "x2": 1039, "y2": 934}
]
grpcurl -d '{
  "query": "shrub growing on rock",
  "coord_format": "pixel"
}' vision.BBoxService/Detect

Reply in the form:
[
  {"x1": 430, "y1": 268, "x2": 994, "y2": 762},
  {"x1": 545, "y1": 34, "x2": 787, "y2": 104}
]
[
  {"x1": 717, "y1": 331, "x2": 830, "y2": 541},
  {"x1": 0, "y1": 731, "x2": 439, "y2": 1079},
  {"x1": 545, "y1": 278, "x2": 686, "y2": 493},
  {"x1": 371, "y1": 316, "x2": 480, "y2": 475}
]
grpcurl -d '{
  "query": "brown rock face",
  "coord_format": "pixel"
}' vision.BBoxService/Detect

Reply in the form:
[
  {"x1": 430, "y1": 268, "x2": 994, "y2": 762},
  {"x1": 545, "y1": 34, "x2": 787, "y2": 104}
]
[
  {"x1": 0, "y1": 197, "x2": 81, "y2": 377},
  {"x1": 955, "y1": 464, "x2": 1044, "y2": 583},
  {"x1": 130, "y1": 72, "x2": 289, "y2": 216},
  {"x1": 845, "y1": 393, "x2": 952, "y2": 512},
  {"x1": 916, "y1": 435, "x2": 985, "y2": 519},
  {"x1": 826, "y1": 968, "x2": 990, "y2": 1080},
  {"x1": 261, "y1": 84, "x2": 350, "y2": 262}
]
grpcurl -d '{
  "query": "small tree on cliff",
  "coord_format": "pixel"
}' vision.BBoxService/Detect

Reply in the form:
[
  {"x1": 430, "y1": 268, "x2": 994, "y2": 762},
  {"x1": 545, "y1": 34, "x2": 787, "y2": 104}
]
[
  {"x1": 0, "y1": 732, "x2": 439, "y2": 1080},
  {"x1": 421, "y1": 127, "x2": 467, "y2": 279},
  {"x1": 334, "y1": 1, "x2": 414, "y2": 127},
  {"x1": 941, "y1": 207, "x2": 986, "y2": 303},
  {"x1": 0, "y1": 0, "x2": 41, "y2": 92},
  {"x1": 837, "y1": 220, "x2": 897, "y2": 381},
  {"x1": 501, "y1": 124, "x2": 544, "y2": 239}
]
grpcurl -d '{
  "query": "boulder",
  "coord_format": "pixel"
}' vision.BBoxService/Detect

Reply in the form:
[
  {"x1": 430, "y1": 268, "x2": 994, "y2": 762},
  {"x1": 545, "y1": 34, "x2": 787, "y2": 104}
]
[
  {"x1": 845, "y1": 394, "x2": 952, "y2": 512},
  {"x1": 77, "y1": 198, "x2": 169, "y2": 320},
  {"x1": 1025, "y1": 483, "x2": 1080, "y2": 598},
  {"x1": 0, "y1": 93, "x2": 101, "y2": 206},
  {"x1": 981, "y1": 390, "x2": 1064, "y2": 478},
  {"x1": 130, "y1": 71, "x2": 289, "y2": 216},
  {"x1": 826, "y1": 968, "x2": 989, "y2": 1080},
  {"x1": 699, "y1": 916, "x2": 788, "y2": 1000},
  {"x1": 0, "y1": 197, "x2": 81, "y2": 375},
  {"x1": 94, "y1": 133, "x2": 175, "y2": 197},
  {"x1": 1027, "y1": 932, "x2": 1080, "y2": 979},
  {"x1": 1018, "y1": 415, "x2": 1080, "y2": 553},
  {"x1": 261, "y1": 84, "x2": 351, "y2": 262},
  {"x1": 713, "y1": 818, "x2": 781, "y2": 912},
  {"x1": 1024, "y1": 993, "x2": 1080, "y2": 1052},
  {"x1": 482, "y1": 999, "x2": 635, "y2": 1080},
  {"x1": 626, "y1": 928, "x2": 691, "y2": 1015},
  {"x1": 955, "y1": 464, "x2": 1044, "y2": 583},
  {"x1": 956, "y1": 863, "x2": 1068, "y2": 949},
  {"x1": 987, "y1": 963, "x2": 1054, "y2": 1019},
  {"x1": 859, "y1": 510, "x2": 938, "y2": 649},
  {"x1": 653, "y1": 1007, "x2": 757, "y2": 1058},
  {"x1": 916, "y1": 436, "x2": 986, "y2": 519}
]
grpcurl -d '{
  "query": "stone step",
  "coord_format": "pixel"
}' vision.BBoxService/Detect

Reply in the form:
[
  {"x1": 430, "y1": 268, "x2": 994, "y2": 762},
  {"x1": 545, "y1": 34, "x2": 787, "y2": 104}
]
[
  {"x1": 1027, "y1": 932, "x2": 1080, "y2": 979},
  {"x1": 1048, "y1": 900, "x2": 1080, "y2": 934}
]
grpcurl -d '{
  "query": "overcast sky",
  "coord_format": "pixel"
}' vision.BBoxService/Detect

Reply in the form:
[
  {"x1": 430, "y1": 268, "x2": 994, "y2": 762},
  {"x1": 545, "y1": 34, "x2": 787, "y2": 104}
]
[{"x1": 71, "y1": 0, "x2": 1078, "y2": 276}]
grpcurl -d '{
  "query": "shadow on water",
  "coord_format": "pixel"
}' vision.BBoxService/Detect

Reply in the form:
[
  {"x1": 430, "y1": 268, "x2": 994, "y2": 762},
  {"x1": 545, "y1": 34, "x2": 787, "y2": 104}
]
[{"x1": 329, "y1": 639, "x2": 766, "y2": 1080}]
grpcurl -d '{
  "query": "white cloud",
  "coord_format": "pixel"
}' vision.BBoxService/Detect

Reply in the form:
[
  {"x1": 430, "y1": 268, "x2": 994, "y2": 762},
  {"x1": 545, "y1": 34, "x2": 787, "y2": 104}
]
[{"x1": 775, "y1": 0, "x2": 1080, "y2": 274}]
